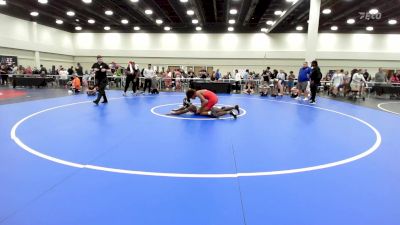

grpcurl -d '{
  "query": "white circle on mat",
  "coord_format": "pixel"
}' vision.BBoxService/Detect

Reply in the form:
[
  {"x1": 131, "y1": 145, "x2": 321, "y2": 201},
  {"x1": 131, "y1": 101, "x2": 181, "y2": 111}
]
[
  {"x1": 377, "y1": 102, "x2": 400, "y2": 115},
  {"x1": 10, "y1": 96, "x2": 382, "y2": 178},
  {"x1": 151, "y1": 103, "x2": 246, "y2": 120}
]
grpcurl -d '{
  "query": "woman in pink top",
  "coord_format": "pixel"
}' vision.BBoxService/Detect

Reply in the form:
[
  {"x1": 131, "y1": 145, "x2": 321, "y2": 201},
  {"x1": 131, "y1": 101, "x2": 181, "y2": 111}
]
[
  {"x1": 164, "y1": 70, "x2": 172, "y2": 90},
  {"x1": 175, "y1": 69, "x2": 182, "y2": 90},
  {"x1": 25, "y1": 66, "x2": 33, "y2": 75},
  {"x1": 390, "y1": 73, "x2": 400, "y2": 84}
]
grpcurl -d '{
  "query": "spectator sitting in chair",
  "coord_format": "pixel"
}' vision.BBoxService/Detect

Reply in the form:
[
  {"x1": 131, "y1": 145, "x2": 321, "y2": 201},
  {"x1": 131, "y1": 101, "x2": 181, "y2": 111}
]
[
  {"x1": 271, "y1": 79, "x2": 284, "y2": 97},
  {"x1": 71, "y1": 74, "x2": 81, "y2": 94},
  {"x1": 87, "y1": 85, "x2": 97, "y2": 96},
  {"x1": 290, "y1": 86, "x2": 299, "y2": 98},
  {"x1": 350, "y1": 69, "x2": 367, "y2": 99}
]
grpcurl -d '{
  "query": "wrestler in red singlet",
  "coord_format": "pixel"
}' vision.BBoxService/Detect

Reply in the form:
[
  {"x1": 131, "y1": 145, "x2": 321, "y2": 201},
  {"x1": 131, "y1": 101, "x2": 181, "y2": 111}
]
[{"x1": 202, "y1": 90, "x2": 218, "y2": 110}]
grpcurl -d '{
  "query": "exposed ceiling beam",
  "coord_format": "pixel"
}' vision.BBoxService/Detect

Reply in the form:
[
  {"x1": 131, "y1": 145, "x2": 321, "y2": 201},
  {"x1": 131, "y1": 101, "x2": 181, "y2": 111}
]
[
  {"x1": 224, "y1": 0, "x2": 232, "y2": 22},
  {"x1": 266, "y1": 0, "x2": 305, "y2": 33},
  {"x1": 167, "y1": 0, "x2": 187, "y2": 24},
  {"x1": 193, "y1": 0, "x2": 207, "y2": 25},
  {"x1": 330, "y1": 0, "x2": 378, "y2": 22},
  {"x1": 140, "y1": 0, "x2": 173, "y2": 24},
  {"x1": 238, "y1": 0, "x2": 252, "y2": 25},
  {"x1": 109, "y1": 0, "x2": 153, "y2": 24},
  {"x1": 243, "y1": 0, "x2": 259, "y2": 26},
  {"x1": 213, "y1": 0, "x2": 218, "y2": 22}
]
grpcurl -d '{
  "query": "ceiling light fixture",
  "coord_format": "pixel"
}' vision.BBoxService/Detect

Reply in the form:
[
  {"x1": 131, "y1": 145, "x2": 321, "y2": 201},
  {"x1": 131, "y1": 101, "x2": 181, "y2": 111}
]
[
  {"x1": 296, "y1": 26, "x2": 303, "y2": 31},
  {"x1": 164, "y1": 26, "x2": 171, "y2": 31},
  {"x1": 145, "y1": 9, "x2": 153, "y2": 15},
  {"x1": 134, "y1": 26, "x2": 141, "y2": 31},
  {"x1": 322, "y1": 9, "x2": 331, "y2": 14},
  {"x1": 229, "y1": 9, "x2": 237, "y2": 15},
  {"x1": 55, "y1": 19, "x2": 63, "y2": 24},
  {"x1": 30, "y1": 11, "x2": 39, "y2": 17},
  {"x1": 366, "y1": 26, "x2": 374, "y2": 31},
  {"x1": 66, "y1": 11, "x2": 75, "y2": 16},
  {"x1": 105, "y1": 10, "x2": 113, "y2": 16},
  {"x1": 88, "y1": 19, "x2": 95, "y2": 24},
  {"x1": 104, "y1": 26, "x2": 111, "y2": 31},
  {"x1": 229, "y1": 19, "x2": 236, "y2": 24},
  {"x1": 75, "y1": 26, "x2": 82, "y2": 31},
  {"x1": 156, "y1": 19, "x2": 163, "y2": 24},
  {"x1": 274, "y1": 10, "x2": 283, "y2": 16},
  {"x1": 192, "y1": 19, "x2": 199, "y2": 24},
  {"x1": 187, "y1": 10, "x2": 194, "y2": 15},
  {"x1": 330, "y1": 26, "x2": 338, "y2": 31},
  {"x1": 0, "y1": 0, "x2": 6, "y2": 6},
  {"x1": 196, "y1": 26, "x2": 202, "y2": 31},
  {"x1": 228, "y1": 27, "x2": 234, "y2": 32},
  {"x1": 266, "y1": 20, "x2": 274, "y2": 25},
  {"x1": 121, "y1": 19, "x2": 129, "y2": 24},
  {"x1": 130, "y1": 0, "x2": 139, "y2": 2},
  {"x1": 82, "y1": 0, "x2": 92, "y2": 3},
  {"x1": 260, "y1": 28, "x2": 268, "y2": 32},
  {"x1": 347, "y1": 18, "x2": 355, "y2": 24},
  {"x1": 369, "y1": 9, "x2": 379, "y2": 15},
  {"x1": 388, "y1": 19, "x2": 397, "y2": 25},
  {"x1": 180, "y1": 0, "x2": 188, "y2": 2},
  {"x1": 38, "y1": 0, "x2": 48, "y2": 4}
]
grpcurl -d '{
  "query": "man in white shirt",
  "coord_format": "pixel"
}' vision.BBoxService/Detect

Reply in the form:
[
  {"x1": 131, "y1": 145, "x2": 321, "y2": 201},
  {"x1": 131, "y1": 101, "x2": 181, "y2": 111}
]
[
  {"x1": 143, "y1": 64, "x2": 155, "y2": 93},
  {"x1": 350, "y1": 69, "x2": 367, "y2": 96},
  {"x1": 234, "y1": 69, "x2": 242, "y2": 93},
  {"x1": 277, "y1": 70, "x2": 286, "y2": 80},
  {"x1": 330, "y1": 69, "x2": 344, "y2": 97}
]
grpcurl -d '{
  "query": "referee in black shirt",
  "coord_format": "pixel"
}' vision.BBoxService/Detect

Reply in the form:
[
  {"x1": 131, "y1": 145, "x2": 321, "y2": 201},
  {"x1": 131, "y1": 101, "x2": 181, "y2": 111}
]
[{"x1": 92, "y1": 56, "x2": 110, "y2": 105}]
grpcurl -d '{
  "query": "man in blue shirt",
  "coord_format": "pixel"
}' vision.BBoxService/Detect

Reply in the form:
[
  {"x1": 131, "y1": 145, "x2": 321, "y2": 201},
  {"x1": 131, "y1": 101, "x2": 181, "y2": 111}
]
[
  {"x1": 215, "y1": 69, "x2": 221, "y2": 80},
  {"x1": 296, "y1": 62, "x2": 311, "y2": 100}
]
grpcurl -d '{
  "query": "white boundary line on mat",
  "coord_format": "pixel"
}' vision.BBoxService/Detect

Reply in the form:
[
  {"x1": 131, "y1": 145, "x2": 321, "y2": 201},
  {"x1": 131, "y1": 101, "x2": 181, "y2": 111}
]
[
  {"x1": 377, "y1": 102, "x2": 400, "y2": 116},
  {"x1": 10, "y1": 96, "x2": 382, "y2": 178}
]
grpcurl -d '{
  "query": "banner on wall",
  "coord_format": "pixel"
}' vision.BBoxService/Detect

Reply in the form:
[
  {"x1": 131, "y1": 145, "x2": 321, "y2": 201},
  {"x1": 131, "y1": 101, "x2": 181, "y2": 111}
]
[{"x1": 0, "y1": 55, "x2": 18, "y2": 66}]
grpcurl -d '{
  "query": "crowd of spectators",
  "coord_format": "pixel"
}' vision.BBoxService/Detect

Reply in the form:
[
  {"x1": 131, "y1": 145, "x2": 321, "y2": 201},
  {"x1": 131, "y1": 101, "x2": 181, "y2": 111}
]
[{"x1": 1, "y1": 61, "x2": 399, "y2": 100}]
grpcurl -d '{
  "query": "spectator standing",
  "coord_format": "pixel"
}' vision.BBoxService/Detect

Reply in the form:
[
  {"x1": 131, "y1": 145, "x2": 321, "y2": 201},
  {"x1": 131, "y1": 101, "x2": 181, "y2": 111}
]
[
  {"x1": 39, "y1": 64, "x2": 47, "y2": 76},
  {"x1": 234, "y1": 69, "x2": 242, "y2": 93},
  {"x1": 330, "y1": 70, "x2": 344, "y2": 97},
  {"x1": 124, "y1": 61, "x2": 139, "y2": 96},
  {"x1": 76, "y1": 63, "x2": 83, "y2": 76},
  {"x1": 215, "y1": 69, "x2": 221, "y2": 80},
  {"x1": 143, "y1": 64, "x2": 155, "y2": 94},
  {"x1": 363, "y1": 69, "x2": 370, "y2": 81},
  {"x1": 296, "y1": 62, "x2": 312, "y2": 100},
  {"x1": 287, "y1": 71, "x2": 296, "y2": 93},
  {"x1": 0, "y1": 64, "x2": 8, "y2": 85},
  {"x1": 309, "y1": 60, "x2": 322, "y2": 104},
  {"x1": 67, "y1": 66, "x2": 74, "y2": 76},
  {"x1": 374, "y1": 68, "x2": 387, "y2": 84}
]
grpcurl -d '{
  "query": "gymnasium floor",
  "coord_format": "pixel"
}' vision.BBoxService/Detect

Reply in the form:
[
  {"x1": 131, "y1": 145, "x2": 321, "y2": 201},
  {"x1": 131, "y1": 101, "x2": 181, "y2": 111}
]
[{"x1": 0, "y1": 88, "x2": 400, "y2": 225}]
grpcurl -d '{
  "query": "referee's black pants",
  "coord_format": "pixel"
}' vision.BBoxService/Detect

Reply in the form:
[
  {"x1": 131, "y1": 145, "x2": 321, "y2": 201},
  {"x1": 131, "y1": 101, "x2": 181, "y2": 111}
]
[
  {"x1": 310, "y1": 82, "x2": 318, "y2": 102},
  {"x1": 144, "y1": 78, "x2": 152, "y2": 93},
  {"x1": 94, "y1": 79, "x2": 108, "y2": 103}
]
